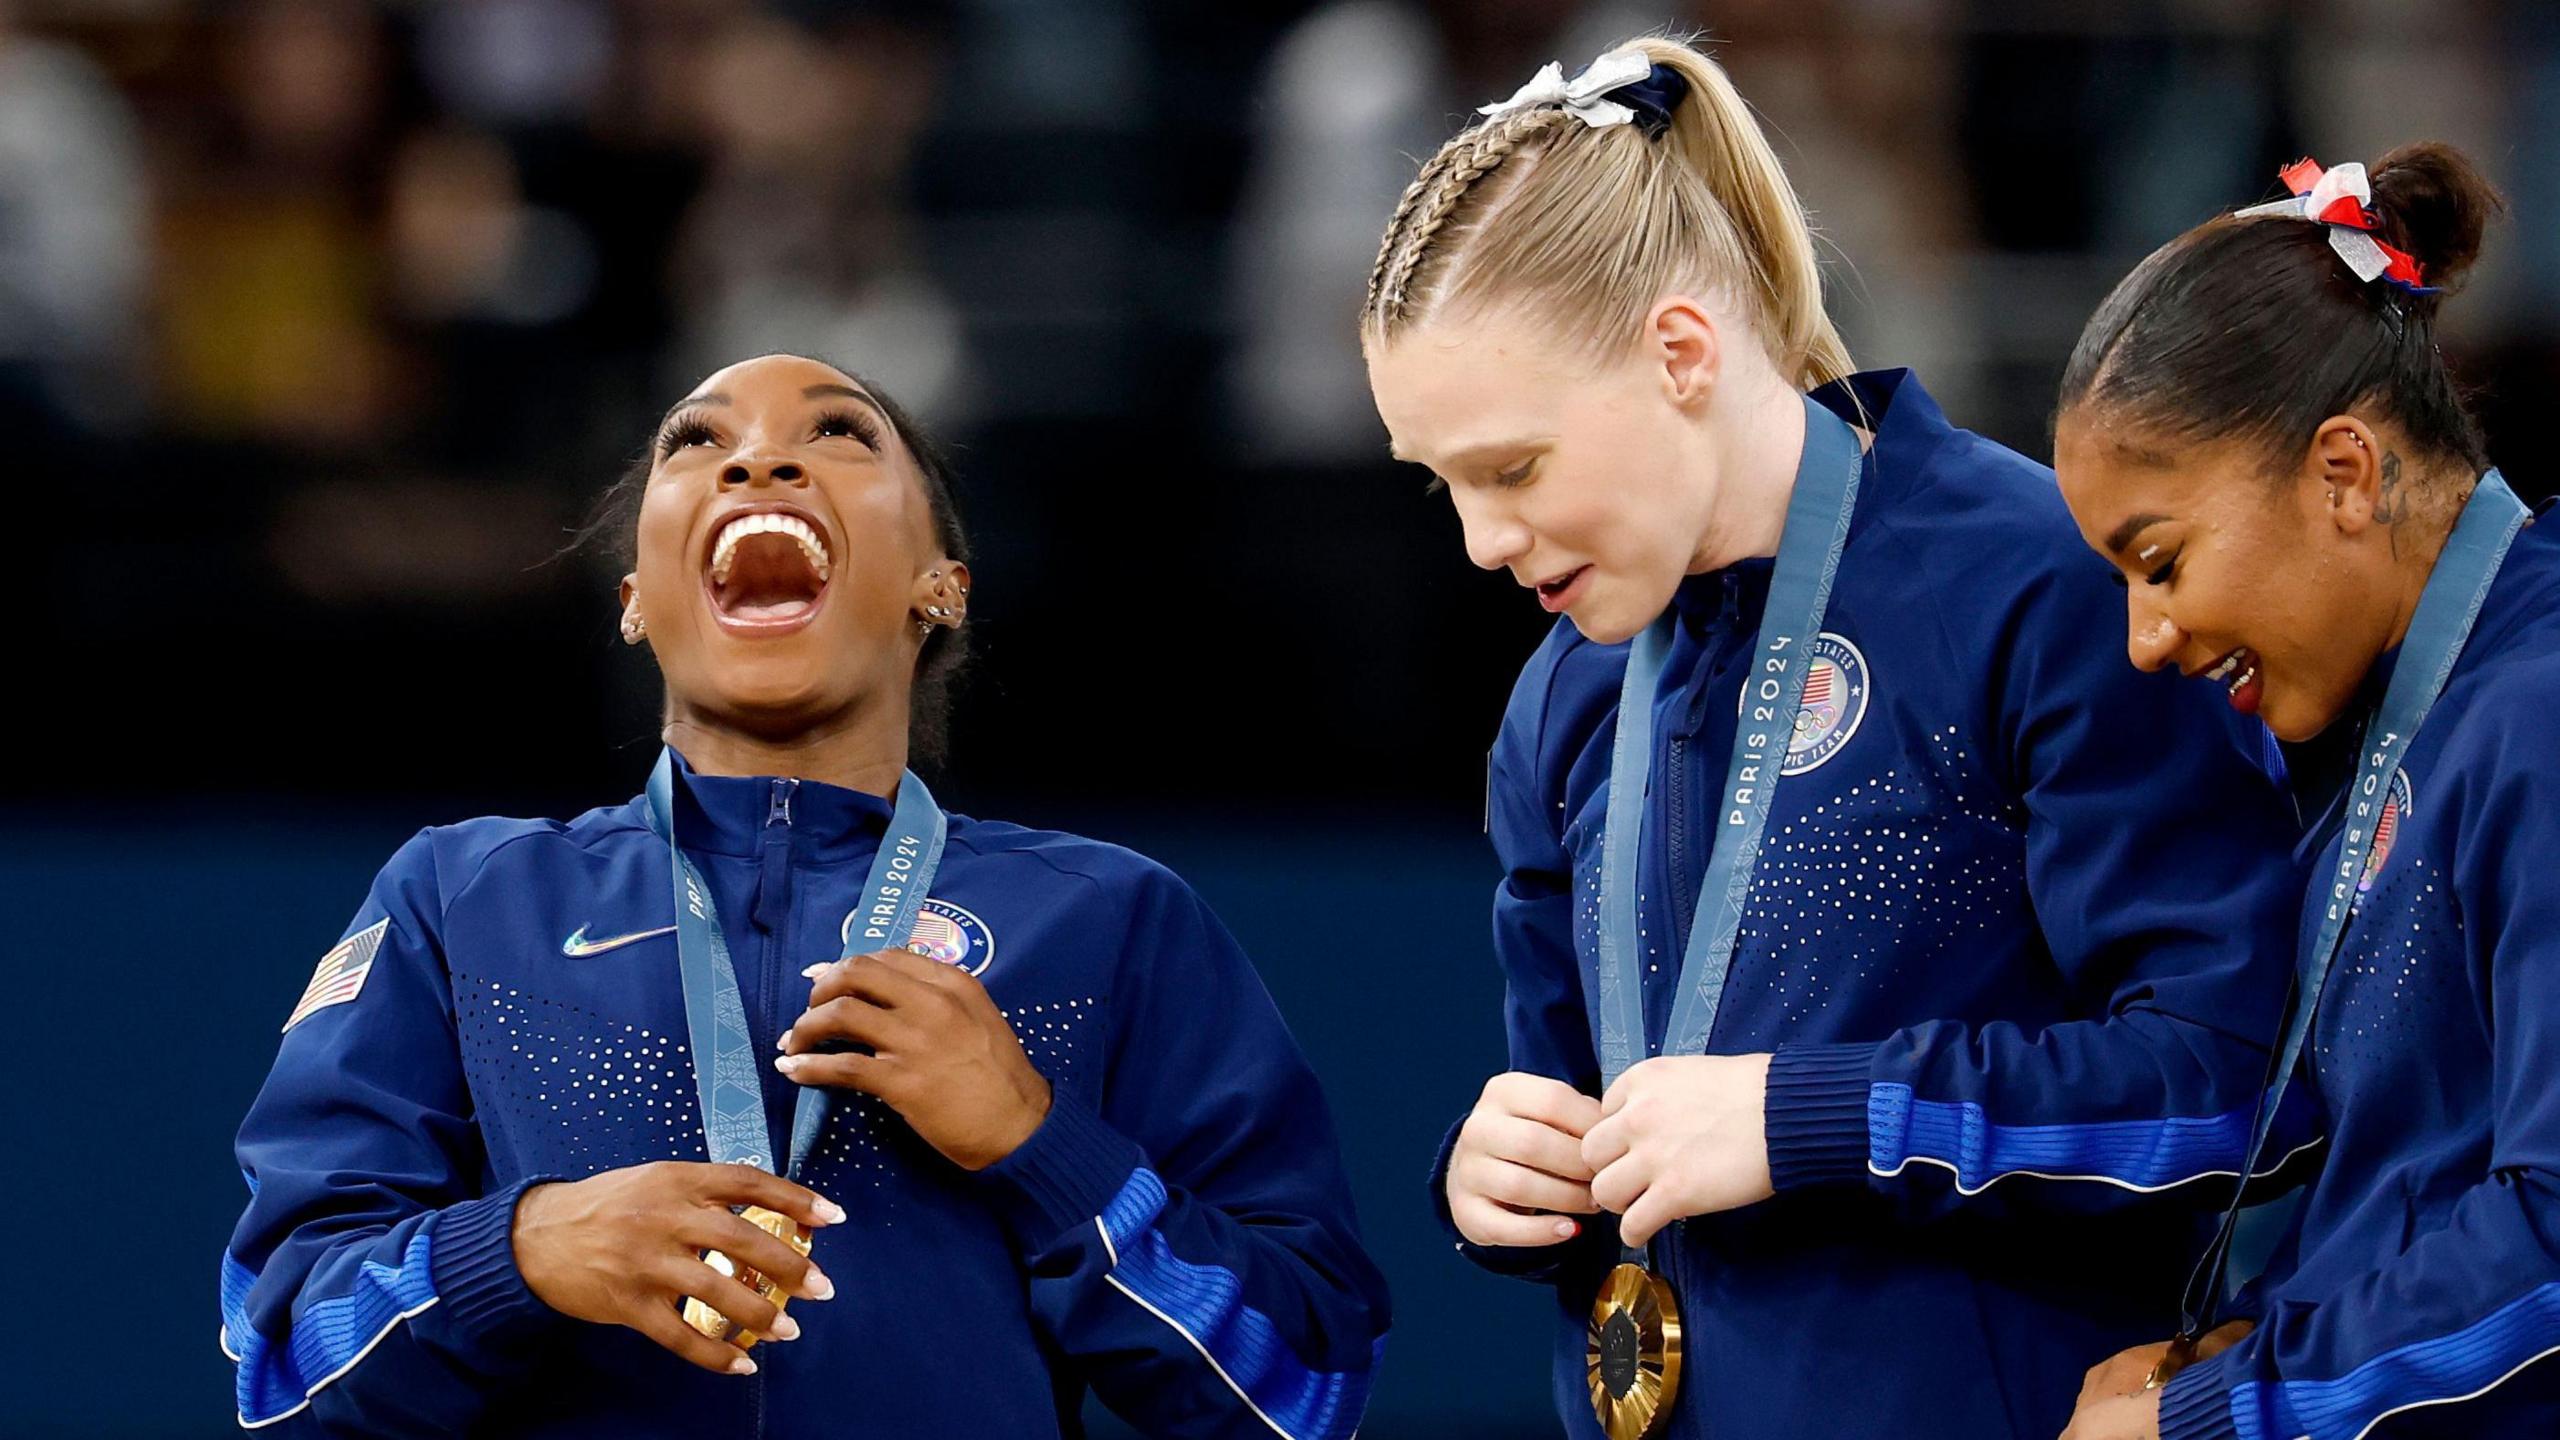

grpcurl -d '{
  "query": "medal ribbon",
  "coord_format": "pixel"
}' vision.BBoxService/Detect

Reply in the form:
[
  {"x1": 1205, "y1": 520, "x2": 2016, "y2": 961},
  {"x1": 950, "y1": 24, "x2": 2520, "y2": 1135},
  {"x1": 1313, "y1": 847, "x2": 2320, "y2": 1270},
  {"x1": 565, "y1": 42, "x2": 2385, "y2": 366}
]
[
  {"x1": 645, "y1": 748, "x2": 949, "y2": 1179},
  {"x1": 1594, "y1": 394, "x2": 1865, "y2": 1090},
  {"x1": 2176, "y1": 470, "x2": 2528, "y2": 1338}
]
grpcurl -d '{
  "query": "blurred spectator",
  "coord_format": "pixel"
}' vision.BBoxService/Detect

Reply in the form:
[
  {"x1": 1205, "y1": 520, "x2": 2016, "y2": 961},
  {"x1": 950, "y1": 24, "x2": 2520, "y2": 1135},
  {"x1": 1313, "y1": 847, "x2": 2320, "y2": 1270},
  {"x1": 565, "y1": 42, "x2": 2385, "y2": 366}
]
[
  {"x1": 0, "y1": 1, "x2": 148, "y2": 439},
  {"x1": 1226, "y1": 0, "x2": 1656, "y2": 464},
  {"x1": 667, "y1": 6, "x2": 963, "y2": 417},
  {"x1": 152, "y1": 0, "x2": 403, "y2": 449}
]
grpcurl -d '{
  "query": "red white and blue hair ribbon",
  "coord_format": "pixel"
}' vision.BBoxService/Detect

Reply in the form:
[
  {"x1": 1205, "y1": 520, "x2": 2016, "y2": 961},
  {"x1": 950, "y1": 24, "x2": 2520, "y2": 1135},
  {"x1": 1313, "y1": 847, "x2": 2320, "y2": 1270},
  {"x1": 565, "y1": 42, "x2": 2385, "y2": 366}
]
[{"x1": 2236, "y1": 158, "x2": 2434, "y2": 293}]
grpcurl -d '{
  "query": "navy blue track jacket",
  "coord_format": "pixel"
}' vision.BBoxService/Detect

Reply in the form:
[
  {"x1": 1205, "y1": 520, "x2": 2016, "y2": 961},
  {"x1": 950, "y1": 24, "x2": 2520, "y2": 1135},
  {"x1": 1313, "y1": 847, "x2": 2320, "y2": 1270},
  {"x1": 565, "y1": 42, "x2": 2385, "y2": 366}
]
[
  {"x1": 2158, "y1": 510, "x2": 2560, "y2": 1440},
  {"x1": 1431, "y1": 371, "x2": 2311, "y2": 1439},
  {"x1": 222, "y1": 755, "x2": 1390, "y2": 1437}
]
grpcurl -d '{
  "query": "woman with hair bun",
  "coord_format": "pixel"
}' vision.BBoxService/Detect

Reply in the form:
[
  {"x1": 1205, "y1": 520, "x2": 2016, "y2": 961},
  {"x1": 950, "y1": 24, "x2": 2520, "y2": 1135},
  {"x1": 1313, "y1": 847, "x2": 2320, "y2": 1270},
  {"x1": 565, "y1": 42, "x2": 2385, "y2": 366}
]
[
  {"x1": 1365, "y1": 34, "x2": 2309, "y2": 1440},
  {"x1": 2054, "y1": 145, "x2": 2560, "y2": 1440}
]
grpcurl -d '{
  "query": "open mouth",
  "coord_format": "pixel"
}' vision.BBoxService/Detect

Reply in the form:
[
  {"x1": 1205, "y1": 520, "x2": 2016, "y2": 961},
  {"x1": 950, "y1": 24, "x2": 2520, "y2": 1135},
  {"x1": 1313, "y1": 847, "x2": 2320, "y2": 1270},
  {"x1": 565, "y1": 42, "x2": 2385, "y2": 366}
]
[
  {"x1": 1534, "y1": 565, "x2": 1592, "y2": 614},
  {"x1": 704, "y1": 508, "x2": 832, "y2": 633},
  {"x1": 2200, "y1": 647, "x2": 2264, "y2": 715}
]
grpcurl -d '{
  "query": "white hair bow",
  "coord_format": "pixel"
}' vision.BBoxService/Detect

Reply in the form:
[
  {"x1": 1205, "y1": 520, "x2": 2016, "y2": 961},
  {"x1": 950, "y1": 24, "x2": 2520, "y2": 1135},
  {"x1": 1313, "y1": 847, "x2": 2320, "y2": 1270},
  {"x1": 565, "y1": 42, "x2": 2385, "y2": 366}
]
[
  {"x1": 2234, "y1": 160, "x2": 2396, "y2": 284},
  {"x1": 1477, "y1": 47, "x2": 1655, "y2": 131}
]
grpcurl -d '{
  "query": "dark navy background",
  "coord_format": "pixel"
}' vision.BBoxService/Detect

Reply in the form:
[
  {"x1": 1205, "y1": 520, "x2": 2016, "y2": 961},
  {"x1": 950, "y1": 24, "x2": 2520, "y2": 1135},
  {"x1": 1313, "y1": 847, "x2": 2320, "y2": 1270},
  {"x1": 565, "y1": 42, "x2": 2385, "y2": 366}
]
[{"x1": 3, "y1": 808, "x2": 1553, "y2": 1438}]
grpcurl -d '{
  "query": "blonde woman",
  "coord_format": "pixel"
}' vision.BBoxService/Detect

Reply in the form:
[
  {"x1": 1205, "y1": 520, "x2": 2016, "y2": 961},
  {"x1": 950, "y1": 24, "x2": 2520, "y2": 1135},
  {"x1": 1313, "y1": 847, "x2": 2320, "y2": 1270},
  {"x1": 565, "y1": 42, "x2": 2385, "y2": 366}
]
[{"x1": 1365, "y1": 38, "x2": 2310, "y2": 1440}]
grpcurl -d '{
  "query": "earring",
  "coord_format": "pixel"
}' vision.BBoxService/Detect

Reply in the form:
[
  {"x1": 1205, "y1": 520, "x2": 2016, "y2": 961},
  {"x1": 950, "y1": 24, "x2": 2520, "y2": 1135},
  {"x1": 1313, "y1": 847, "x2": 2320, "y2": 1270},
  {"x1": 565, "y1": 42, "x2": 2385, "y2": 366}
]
[{"x1": 621, "y1": 609, "x2": 647, "y2": 644}]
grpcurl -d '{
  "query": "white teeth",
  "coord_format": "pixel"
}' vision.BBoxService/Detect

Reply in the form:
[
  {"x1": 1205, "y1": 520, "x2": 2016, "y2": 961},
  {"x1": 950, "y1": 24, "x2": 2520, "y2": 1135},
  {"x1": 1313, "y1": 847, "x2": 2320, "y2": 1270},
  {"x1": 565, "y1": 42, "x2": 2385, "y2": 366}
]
[
  {"x1": 709, "y1": 512, "x2": 832, "y2": 585},
  {"x1": 2206, "y1": 652, "x2": 2242, "y2": 683}
]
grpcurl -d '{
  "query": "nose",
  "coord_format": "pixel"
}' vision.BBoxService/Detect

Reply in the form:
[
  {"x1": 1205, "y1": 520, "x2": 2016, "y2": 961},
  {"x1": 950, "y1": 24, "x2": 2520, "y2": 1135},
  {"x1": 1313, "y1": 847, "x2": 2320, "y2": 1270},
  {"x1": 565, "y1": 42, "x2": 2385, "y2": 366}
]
[
  {"x1": 720, "y1": 454, "x2": 806, "y2": 488},
  {"x1": 2125, "y1": 590, "x2": 2186, "y2": 673},
  {"x1": 1454, "y1": 495, "x2": 1531, "y2": 573}
]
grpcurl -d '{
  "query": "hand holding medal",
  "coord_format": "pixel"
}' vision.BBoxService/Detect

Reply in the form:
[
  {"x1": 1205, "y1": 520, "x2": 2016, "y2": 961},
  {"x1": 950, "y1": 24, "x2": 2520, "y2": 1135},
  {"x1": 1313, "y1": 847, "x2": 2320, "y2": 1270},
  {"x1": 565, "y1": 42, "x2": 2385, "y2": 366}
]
[
  {"x1": 511, "y1": 1161, "x2": 844, "y2": 1375},
  {"x1": 1582, "y1": 1053, "x2": 1775, "y2": 1248},
  {"x1": 777, "y1": 948, "x2": 1053, "y2": 1171},
  {"x1": 2057, "y1": 1319, "x2": 2251, "y2": 1440}
]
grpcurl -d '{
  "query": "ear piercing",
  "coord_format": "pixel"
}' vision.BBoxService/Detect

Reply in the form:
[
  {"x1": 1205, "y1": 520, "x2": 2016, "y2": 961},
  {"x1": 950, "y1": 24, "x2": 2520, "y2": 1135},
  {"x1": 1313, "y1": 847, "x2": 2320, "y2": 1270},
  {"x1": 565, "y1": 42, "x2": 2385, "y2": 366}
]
[{"x1": 621, "y1": 610, "x2": 648, "y2": 644}]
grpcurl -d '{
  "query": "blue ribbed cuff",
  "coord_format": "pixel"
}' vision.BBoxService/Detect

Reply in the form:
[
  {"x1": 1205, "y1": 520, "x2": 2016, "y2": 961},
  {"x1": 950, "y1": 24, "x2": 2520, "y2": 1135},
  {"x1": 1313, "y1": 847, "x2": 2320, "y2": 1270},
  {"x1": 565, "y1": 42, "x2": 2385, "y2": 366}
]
[
  {"x1": 1427, "y1": 1113, "x2": 1468, "y2": 1245},
  {"x1": 2157, "y1": 1347, "x2": 2244, "y2": 1440},
  {"x1": 428, "y1": 1177, "x2": 564, "y2": 1343},
  {"x1": 975, "y1": 1091, "x2": 1146, "y2": 1248},
  {"x1": 1764, "y1": 1043, "x2": 1880, "y2": 1191}
]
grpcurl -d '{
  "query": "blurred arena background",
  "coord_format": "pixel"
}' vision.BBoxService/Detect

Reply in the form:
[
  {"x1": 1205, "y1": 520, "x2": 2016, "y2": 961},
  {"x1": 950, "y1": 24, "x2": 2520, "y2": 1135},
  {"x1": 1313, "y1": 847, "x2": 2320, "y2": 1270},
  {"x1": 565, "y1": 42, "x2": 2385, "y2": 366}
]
[{"x1": 3, "y1": 0, "x2": 2555, "y2": 1434}]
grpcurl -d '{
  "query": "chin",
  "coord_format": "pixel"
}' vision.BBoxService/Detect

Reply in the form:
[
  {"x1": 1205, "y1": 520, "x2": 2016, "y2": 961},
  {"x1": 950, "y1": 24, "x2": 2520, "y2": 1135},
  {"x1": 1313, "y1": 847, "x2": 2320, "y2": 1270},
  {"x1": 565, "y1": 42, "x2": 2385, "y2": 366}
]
[
  {"x1": 2264, "y1": 698, "x2": 2338, "y2": 745},
  {"x1": 1564, "y1": 583, "x2": 1668, "y2": 647},
  {"x1": 698, "y1": 660, "x2": 855, "y2": 735}
]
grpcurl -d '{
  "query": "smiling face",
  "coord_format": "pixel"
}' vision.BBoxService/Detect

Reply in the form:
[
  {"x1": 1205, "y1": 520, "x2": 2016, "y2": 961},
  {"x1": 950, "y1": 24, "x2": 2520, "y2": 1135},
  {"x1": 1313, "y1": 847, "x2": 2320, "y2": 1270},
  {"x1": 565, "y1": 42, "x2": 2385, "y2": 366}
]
[
  {"x1": 1366, "y1": 304, "x2": 1743, "y2": 645},
  {"x1": 2053, "y1": 410, "x2": 2405, "y2": 742},
  {"x1": 622, "y1": 354, "x2": 964, "y2": 737}
]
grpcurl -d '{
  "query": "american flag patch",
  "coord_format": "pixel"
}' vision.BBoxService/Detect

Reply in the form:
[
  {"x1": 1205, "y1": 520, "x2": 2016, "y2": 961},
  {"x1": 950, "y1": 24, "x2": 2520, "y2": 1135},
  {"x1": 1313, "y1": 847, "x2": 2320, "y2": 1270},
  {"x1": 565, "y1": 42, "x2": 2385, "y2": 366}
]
[
  {"x1": 284, "y1": 919, "x2": 389, "y2": 1032},
  {"x1": 1801, "y1": 662, "x2": 1835, "y2": 708}
]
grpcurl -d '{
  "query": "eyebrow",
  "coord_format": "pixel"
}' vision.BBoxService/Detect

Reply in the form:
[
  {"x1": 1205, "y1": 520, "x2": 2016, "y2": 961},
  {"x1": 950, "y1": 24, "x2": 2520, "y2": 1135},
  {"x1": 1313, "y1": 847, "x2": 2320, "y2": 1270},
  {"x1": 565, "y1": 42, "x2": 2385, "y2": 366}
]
[
  {"x1": 660, "y1": 391, "x2": 726, "y2": 429},
  {"x1": 1388, "y1": 435, "x2": 1549, "y2": 467},
  {"x1": 803, "y1": 383, "x2": 890, "y2": 423},
  {"x1": 2105, "y1": 512, "x2": 2175, "y2": 554},
  {"x1": 656, "y1": 384, "x2": 892, "y2": 433}
]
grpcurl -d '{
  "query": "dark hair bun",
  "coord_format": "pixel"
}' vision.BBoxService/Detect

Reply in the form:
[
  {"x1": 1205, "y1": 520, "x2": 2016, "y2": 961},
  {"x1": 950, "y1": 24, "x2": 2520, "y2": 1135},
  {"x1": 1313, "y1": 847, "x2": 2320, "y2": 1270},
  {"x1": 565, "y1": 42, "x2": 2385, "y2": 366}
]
[{"x1": 2369, "y1": 141, "x2": 2504, "y2": 290}]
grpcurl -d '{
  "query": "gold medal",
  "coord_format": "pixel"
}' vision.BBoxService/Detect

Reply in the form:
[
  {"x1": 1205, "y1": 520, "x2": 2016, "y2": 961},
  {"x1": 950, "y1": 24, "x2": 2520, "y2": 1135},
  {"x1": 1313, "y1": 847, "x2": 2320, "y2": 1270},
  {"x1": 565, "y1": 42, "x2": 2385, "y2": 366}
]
[
  {"x1": 2144, "y1": 1333, "x2": 2201, "y2": 1390},
  {"x1": 1587, "y1": 1262, "x2": 1683, "y2": 1440},
  {"x1": 681, "y1": 1204, "x2": 815, "y2": 1348}
]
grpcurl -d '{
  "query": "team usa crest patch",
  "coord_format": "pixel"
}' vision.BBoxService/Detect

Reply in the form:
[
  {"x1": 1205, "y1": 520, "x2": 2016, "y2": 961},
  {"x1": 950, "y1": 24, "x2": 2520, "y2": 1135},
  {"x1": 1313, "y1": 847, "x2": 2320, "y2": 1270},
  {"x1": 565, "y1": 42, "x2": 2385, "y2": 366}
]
[
  {"x1": 1779, "y1": 632, "x2": 1871, "y2": 776},
  {"x1": 2358, "y1": 769, "x2": 2415, "y2": 894},
  {"x1": 845, "y1": 899, "x2": 995, "y2": 976},
  {"x1": 284, "y1": 918, "x2": 388, "y2": 1032}
]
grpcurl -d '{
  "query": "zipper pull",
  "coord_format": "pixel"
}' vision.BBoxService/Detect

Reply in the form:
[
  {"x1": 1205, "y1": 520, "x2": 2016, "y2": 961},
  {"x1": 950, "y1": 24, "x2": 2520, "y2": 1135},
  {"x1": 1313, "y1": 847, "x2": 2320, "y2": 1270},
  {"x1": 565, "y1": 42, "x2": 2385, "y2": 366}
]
[{"x1": 754, "y1": 778, "x2": 797, "y2": 929}]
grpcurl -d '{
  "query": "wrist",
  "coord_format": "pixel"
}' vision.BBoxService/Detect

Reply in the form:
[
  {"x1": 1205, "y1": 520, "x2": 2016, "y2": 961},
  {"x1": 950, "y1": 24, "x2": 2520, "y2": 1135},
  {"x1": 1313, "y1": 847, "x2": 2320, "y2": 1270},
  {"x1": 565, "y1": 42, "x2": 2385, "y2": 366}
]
[{"x1": 968, "y1": 1074, "x2": 1055, "y2": 1171}]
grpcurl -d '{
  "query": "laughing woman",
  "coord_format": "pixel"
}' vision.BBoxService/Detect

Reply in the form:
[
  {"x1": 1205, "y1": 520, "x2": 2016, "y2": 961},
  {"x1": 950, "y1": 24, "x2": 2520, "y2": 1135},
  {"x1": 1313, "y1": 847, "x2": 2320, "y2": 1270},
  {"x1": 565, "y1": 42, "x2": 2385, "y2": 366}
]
[
  {"x1": 219, "y1": 353, "x2": 1389, "y2": 1438},
  {"x1": 2054, "y1": 147, "x2": 2560, "y2": 1440}
]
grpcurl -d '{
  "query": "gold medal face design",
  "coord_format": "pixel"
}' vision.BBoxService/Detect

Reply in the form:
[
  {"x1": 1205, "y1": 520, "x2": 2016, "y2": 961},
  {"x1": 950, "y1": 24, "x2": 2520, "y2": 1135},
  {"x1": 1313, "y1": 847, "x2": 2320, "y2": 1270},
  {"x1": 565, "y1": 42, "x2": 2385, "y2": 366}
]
[
  {"x1": 681, "y1": 1204, "x2": 815, "y2": 1348},
  {"x1": 1587, "y1": 1262, "x2": 1683, "y2": 1440}
]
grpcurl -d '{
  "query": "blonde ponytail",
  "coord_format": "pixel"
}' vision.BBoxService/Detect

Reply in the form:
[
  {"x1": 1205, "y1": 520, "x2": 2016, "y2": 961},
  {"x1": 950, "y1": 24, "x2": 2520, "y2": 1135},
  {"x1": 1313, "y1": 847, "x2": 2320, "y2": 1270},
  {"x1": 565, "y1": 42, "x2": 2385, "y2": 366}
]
[{"x1": 1362, "y1": 35, "x2": 1850, "y2": 390}]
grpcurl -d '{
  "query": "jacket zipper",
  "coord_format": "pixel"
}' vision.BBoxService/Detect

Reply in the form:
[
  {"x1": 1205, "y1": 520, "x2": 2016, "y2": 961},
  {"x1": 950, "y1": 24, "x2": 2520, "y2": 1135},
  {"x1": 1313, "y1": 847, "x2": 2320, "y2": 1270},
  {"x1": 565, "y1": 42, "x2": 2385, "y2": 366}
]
[{"x1": 751, "y1": 777, "x2": 795, "y2": 1440}]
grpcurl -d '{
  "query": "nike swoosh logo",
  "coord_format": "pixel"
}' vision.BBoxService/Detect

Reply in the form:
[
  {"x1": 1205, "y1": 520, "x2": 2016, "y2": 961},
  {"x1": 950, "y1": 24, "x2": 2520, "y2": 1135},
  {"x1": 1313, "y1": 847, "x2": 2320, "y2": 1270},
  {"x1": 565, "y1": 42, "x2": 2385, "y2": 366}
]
[{"x1": 562, "y1": 924, "x2": 677, "y2": 958}]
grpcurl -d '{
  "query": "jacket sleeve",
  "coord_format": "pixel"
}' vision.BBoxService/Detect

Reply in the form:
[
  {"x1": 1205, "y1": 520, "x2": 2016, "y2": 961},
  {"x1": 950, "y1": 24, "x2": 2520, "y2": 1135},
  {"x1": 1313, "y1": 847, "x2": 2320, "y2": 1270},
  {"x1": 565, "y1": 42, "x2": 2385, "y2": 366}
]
[
  {"x1": 1761, "y1": 546, "x2": 2323, "y2": 1215},
  {"x1": 1422, "y1": 626, "x2": 1624, "y2": 1284},
  {"x1": 970, "y1": 862, "x2": 1391, "y2": 1440},
  {"x1": 2158, "y1": 711, "x2": 2560, "y2": 1440},
  {"x1": 221, "y1": 831, "x2": 564, "y2": 1434}
]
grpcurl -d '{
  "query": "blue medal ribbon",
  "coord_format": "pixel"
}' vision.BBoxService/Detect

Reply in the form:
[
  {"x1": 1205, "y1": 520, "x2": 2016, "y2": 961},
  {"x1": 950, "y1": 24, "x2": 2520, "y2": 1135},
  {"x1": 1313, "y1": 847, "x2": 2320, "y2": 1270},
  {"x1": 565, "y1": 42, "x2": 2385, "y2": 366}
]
[
  {"x1": 2179, "y1": 470, "x2": 2529, "y2": 1334},
  {"x1": 644, "y1": 748, "x2": 950, "y2": 1179},
  {"x1": 1593, "y1": 393, "x2": 1866, "y2": 1092}
]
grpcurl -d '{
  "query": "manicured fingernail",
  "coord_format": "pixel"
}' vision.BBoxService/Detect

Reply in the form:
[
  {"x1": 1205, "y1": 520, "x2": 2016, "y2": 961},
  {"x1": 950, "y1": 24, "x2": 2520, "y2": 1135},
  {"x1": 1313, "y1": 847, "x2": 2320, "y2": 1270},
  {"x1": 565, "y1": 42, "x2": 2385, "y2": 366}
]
[
  {"x1": 801, "y1": 963, "x2": 828, "y2": 979},
  {"x1": 770, "y1": 1314, "x2": 801, "y2": 1341},
  {"x1": 775, "y1": 1030, "x2": 792, "y2": 1052},
  {"x1": 729, "y1": 1356, "x2": 756, "y2": 1376},
  {"x1": 805, "y1": 1267, "x2": 835, "y2": 1300},
  {"x1": 814, "y1": 1198, "x2": 847, "y2": 1225},
  {"x1": 1556, "y1": 1219, "x2": 1579, "y2": 1239},
  {"x1": 774, "y1": 1056, "x2": 801, "y2": 1075}
]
